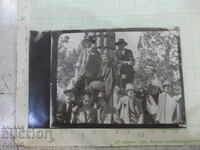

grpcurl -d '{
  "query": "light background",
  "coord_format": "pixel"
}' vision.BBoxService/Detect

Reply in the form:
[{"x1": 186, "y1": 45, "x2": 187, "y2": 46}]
[{"x1": 16, "y1": 0, "x2": 200, "y2": 146}]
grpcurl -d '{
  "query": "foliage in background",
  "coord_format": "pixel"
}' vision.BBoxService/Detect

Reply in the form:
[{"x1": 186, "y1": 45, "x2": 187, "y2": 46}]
[
  {"x1": 136, "y1": 31, "x2": 180, "y2": 86},
  {"x1": 57, "y1": 31, "x2": 181, "y2": 91},
  {"x1": 57, "y1": 35, "x2": 80, "y2": 89}
]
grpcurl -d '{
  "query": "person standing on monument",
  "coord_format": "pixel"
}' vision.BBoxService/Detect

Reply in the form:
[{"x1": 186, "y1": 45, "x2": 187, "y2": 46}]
[{"x1": 115, "y1": 38, "x2": 135, "y2": 91}]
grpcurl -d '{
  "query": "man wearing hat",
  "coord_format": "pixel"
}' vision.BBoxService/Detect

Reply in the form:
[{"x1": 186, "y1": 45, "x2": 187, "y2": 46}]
[
  {"x1": 156, "y1": 80, "x2": 179, "y2": 123},
  {"x1": 115, "y1": 38, "x2": 135, "y2": 90},
  {"x1": 75, "y1": 35, "x2": 101, "y2": 94},
  {"x1": 56, "y1": 87, "x2": 78, "y2": 125},
  {"x1": 84, "y1": 35, "x2": 101, "y2": 83},
  {"x1": 97, "y1": 91, "x2": 121, "y2": 124},
  {"x1": 117, "y1": 83, "x2": 144, "y2": 124}
]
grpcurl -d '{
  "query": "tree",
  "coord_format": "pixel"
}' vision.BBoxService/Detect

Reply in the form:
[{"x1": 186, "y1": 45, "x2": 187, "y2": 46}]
[
  {"x1": 57, "y1": 35, "x2": 80, "y2": 89},
  {"x1": 136, "y1": 31, "x2": 180, "y2": 86}
]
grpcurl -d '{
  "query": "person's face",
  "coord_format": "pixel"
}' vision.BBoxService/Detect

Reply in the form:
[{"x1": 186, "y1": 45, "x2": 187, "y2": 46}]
[
  {"x1": 152, "y1": 86, "x2": 159, "y2": 95},
  {"x1": 65, "y1": 93, "x2": 75, "y2": 102},
  {"x1": 83, "y1": 96, "x2": 92, "y2": 108},
  {"x1": 127, "y1": 89, "x2": 134, "y2": 97},
  {"x1": 117, "y1": 44, "x2": 125, "y2": 50},
  {"x1": 163, "y1": 85, "x2": 170, "y2": 93},
  {"x1": 173, "y1": 84, "x2": 181, "y2": 95},
  {"x1": 102, "y1": 54, "x2": 109, "y2": 62},
  {"x1": 82, "y1": 40, "x2": 92, "y2": 48},
  {"x1": 98, "y1": 98, "x2": 106, "y2": 108},
  {"x1": 86, "y1": 41, "x2": 92, "y2": 48}
]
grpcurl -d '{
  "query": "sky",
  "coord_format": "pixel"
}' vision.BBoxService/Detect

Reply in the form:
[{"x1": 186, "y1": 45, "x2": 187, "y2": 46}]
[
  {"x1": 61, "y1": 33, "x2": 85, "y2": 51},
  {"x1": 59, "y1": 32, "x2": 142, "y2": 58}
]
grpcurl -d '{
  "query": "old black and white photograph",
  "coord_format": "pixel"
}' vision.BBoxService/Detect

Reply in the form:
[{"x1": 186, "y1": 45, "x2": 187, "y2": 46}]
[{"x1": 28, "y1": 28, "x2": 186, "y2": 128}]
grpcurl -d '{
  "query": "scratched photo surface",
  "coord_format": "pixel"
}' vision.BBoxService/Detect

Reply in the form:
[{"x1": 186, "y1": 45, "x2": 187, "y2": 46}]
[{"x1": 28, "y1": 28, "x2": 186, "y2": 128}]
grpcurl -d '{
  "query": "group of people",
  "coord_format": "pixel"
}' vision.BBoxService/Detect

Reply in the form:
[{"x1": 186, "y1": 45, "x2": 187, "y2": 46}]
[
  {"x1": 56, "y1": 83, "x2": 143, "y2": 124},
  {"x1": 56, "y1": 80, "x2": 183, "y2": 125},
  {"x1": 56, "y1": 37, "x2": 184, "y2": 125}
]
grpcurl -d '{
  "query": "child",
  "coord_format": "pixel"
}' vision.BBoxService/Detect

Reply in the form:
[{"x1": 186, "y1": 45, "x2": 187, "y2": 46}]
[{"x1": 56, "y1": 88, "x2": 77, "y2": 124}]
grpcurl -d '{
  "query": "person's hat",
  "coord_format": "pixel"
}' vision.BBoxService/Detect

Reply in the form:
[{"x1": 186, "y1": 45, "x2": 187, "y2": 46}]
[
  {"x1": 150, "y1": 75, "x2": 162, "y2": 89},
  {"x1": 162, "y1": 80, "x2": 171, "y2": 87},
  {"x1": 115, "y1": 38, "x2": 128, "y2": 46},
  {"x1": 63, "y1": 85, "x2": 75, "y2": 95},
  {"x1": 125, "y1": 83, "x2": 134, "y2": 93},
  {"x1": 63, "y1": 89, "x2": 75, "y2": 95}
]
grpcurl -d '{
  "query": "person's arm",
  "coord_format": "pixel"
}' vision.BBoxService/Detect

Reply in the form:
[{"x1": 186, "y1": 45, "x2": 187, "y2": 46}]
[
  {"x1": 155, "y1": 94, "x2": 162, "y2": 123},
  {"x1": 115, "y1": 99, "x2": 124, "y2": 123},
  {"x1": 113, "y1": 108, "x2": 123, "y2": 124},
  {"x1": 176, "y1": 95, "x2": 182, "y2": 103},
  {"x1": 138, "y1": 103, "x2": 144, "y2": 124},
  {"x1": 92, "y1": 109, "x2": 98, "y2": 124},
  {"x1": 116, "y1": 98, "x2": 122, "y2": 113},
  {"x1": 56, "y1": 102, "x2": 65, "y2": 122},
  {"x1": 128, "y1": 50, "x2": 135, "y2": 66},
  {"x1": 114, "y1": 51, "x2": 118, "y2": 62},
  {"x1": 138, "y1": 114, "x2": 144, "y2": 124},
  {"x1": 146, "y1": 95, "x2": 158, "y2": 115},
  {"x1": 70, "y1": 106, "x2": 79, "y2": 124}
]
